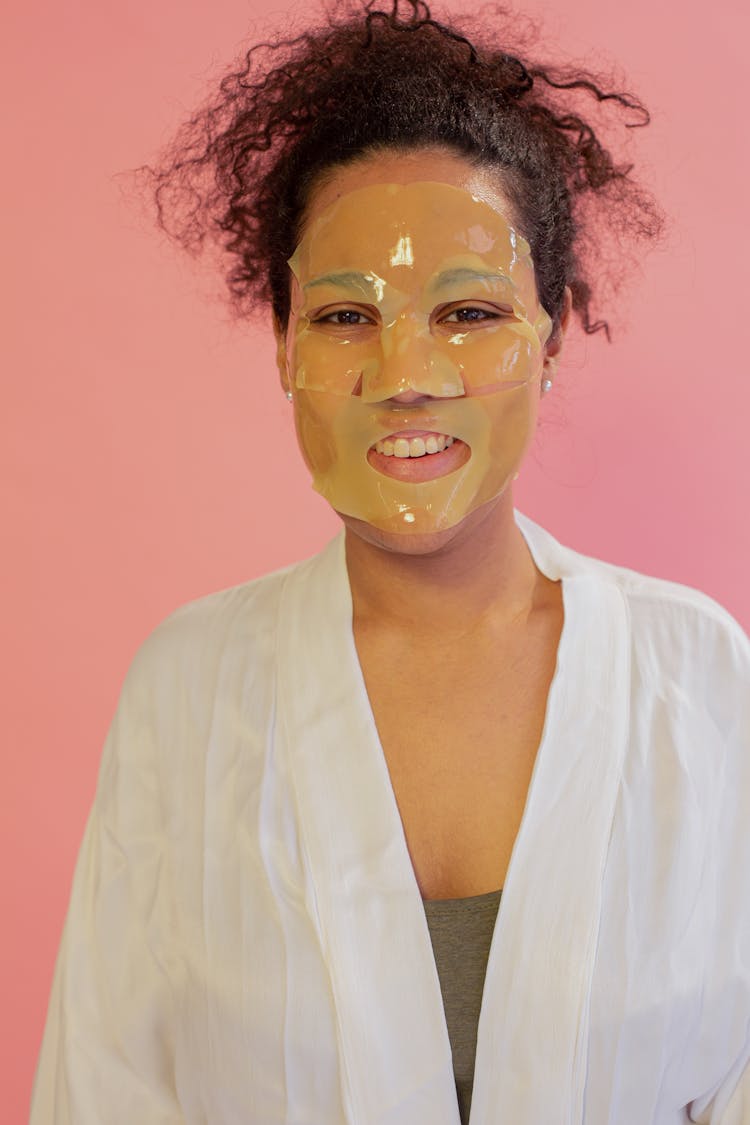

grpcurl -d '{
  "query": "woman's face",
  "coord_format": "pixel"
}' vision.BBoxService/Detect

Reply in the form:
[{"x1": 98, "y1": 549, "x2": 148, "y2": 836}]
[{"x1": 274, "y1": 148, "x2": 568, "y2": 555}]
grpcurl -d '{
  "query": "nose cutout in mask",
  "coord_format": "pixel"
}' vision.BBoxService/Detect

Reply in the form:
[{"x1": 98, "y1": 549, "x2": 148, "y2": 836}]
[
  {"x1": 290, "y1": 306, "x2": 468, "y2": 401},
  {"x1": 358, "y1": 311, "x2": 467, "y2": 401},
  {"x1": 282, "y1": 180, "x2": 554, "y2": 534}
]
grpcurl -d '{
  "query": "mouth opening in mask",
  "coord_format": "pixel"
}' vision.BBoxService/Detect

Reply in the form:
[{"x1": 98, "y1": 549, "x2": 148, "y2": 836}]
[{"x1": 367, "y1": 434, "x2": 470, "y2": 481}]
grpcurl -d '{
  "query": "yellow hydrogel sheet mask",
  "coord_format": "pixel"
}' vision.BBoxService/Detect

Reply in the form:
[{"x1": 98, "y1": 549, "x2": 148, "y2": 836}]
[{"x1": 281, "y1": 181, "x2": 553, "y2": 533}]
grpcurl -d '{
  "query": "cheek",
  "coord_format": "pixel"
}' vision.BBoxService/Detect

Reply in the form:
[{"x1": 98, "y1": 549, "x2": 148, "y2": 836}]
[
  {"x1": 449, "y1": 323, "x2": 546, "y2": 392},
  {"x1": 491, "y1": 388, "x2": 536, "y2": 443},
  {"x1": 293, "y1": 390, "x2": 345, "y2": 474},
  {"x1": 292, "y1": 328, "x2": 376, "y2": 395},
  {"x1": 481, "y1": 385, "x2": 539, "y2": 482}
]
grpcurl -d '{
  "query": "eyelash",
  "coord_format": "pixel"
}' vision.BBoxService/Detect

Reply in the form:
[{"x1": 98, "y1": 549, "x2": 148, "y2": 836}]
[
  {"x1": 441, "y1": 307, "x2": 501, "y2": 324},
  {"x1": 312, "y1": 305, "x2": 506, "y2": 327},
  {"x1": 316, "y1": 310, "x2": 373, "y2": 325}
]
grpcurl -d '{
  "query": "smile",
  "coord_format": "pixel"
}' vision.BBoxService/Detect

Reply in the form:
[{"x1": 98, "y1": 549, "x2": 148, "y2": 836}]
[
  {"x1": 367, "y1": 433, "x2": 470, "y2": 482},
  {"x1": 373, "y1": 431, "x2": 456, "y2": 458}
]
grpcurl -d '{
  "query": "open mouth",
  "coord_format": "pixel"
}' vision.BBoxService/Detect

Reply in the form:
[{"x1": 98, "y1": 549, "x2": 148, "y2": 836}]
[
  {"x1": 367, "y1": 430, "x2": 470, "y2": 481},
  {"x1": 374, "y1": 432, "x2": 455, "y2": 458}
]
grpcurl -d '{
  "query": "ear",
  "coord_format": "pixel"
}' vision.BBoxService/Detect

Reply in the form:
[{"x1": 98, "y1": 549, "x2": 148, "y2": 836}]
[
  {"x1": 272, "y1": 312, "x2": 292, "y2": 396},
  {"x1": 542, "y1": 285, "x2": 573, "y2": 380}
]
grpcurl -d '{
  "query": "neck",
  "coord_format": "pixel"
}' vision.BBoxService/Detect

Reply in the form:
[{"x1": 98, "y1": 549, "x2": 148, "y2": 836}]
[{"x1": 344, "y1": 493, "x2": 543, "y2": 636}]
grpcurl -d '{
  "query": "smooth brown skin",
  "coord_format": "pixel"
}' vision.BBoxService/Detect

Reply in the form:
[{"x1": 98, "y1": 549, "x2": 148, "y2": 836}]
[{"x1": 276, "y1": 149, "x2": 572, "y2": 900}]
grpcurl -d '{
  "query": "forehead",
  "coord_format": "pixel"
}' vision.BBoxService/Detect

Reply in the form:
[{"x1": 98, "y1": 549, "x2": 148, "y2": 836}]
[{"x1": 289, "y1": 181, "x2": 535, "y2": 288}]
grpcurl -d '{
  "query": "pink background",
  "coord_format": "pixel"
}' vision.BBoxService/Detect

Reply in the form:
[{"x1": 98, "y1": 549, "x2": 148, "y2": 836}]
[{"x1": 4, "y1": 0, "x2": 748, "y2": 1119}]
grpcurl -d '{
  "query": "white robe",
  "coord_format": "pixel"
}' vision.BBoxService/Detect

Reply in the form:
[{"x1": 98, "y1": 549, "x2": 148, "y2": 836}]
[{"x1": 30, "y1": 511, "x2": 750, "y2": 1124}]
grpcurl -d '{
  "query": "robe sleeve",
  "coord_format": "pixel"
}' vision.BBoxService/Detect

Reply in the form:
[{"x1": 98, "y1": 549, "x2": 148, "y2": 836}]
[
  {"x1": 29, "y1": 638, "x2": 184, "y2": 1124},
  {"x1": 687, "y1": 609, "x2": 750, "y2": 1125}
]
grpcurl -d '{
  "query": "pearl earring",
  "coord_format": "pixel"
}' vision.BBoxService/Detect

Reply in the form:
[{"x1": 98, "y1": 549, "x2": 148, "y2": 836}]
[
  {"x1": 541, "y1": 378, "x2": 553, "y2": 394},
  {"x1": 285, "y1": 391, "x2": 293, "y2": 402}
]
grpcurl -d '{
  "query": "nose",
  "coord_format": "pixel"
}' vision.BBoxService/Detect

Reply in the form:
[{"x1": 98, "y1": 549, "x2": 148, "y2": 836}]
[{"x1": 359, "y1": 312, "x2": 465, "y2": 403}]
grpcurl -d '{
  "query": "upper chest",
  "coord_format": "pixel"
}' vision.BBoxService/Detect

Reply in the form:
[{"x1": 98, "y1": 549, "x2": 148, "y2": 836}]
[{"x1": 352, "y1": 584, "x2": 564, "y2": 899}]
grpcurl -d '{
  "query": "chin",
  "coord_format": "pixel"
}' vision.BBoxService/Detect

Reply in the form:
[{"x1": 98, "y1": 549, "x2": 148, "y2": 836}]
[{"x1": 337, "y1": 495, "x2": 508, "y2": 557}]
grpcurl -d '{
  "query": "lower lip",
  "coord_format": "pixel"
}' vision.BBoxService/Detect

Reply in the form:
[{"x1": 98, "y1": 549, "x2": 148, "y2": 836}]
[{"x1": 367, "y1": 439, "x2": 470, "y2": 482}]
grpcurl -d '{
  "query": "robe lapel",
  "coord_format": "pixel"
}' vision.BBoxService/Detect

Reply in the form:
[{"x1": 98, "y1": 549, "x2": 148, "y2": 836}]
[
  {"x1": 276, "y1": 513, "x2": 630, "y2": 1124},
  {"x1": 276, "y1": 534, "x2": 461, "y2": 1125},
  {"x1": 469, "y1": 514, "x2": 632, "y2": 1123}
]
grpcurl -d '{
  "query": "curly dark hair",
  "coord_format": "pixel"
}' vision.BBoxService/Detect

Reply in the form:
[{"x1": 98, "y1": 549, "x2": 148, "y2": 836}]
[{"x1": 140, "y1": 0, "x2": 664, "y2": 341}]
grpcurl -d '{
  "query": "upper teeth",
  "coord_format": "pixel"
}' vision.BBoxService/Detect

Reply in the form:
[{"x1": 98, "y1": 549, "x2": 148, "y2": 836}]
[{"x1": 375, "y1": 434, "x2": 455, "y2": 458}]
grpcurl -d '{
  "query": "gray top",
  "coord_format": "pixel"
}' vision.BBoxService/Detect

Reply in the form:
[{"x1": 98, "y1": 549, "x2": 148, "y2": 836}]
[{"x1": 422, "y1": 888, "x2": 503, "y2": 1124}]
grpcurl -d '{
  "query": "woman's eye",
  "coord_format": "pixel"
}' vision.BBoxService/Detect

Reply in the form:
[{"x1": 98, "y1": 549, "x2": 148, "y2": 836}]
[
  {"x1": 316, "y1": 309, "x2": 373, "y2": 326},
  {"x1": 440, "y1": 306, "x2": 502, "y2": 324}
]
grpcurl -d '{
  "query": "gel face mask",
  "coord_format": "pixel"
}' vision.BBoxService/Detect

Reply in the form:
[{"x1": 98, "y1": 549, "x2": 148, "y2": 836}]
[{"x1": 279, "y1": 180, "x2": 553, "y2": 535}]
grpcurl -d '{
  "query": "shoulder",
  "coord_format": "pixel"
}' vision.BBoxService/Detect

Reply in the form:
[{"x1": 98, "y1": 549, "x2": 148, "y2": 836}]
[
  {"x1": 518, "y1": 509, "x2": 749, "y2": 673},
  {"x1": 562, "y1": 547, "x2": 750, "y2": 884},
  {"x1": 581, "y1": 552, "x2": 749, "y2": 682},
  {"x1": 518, "y1": 511, "x2": 748, "y2": 714},
  {"x1": 94, "y1": 550, "x2": 331, "y2": 801},
  {"x1": 561, "y1": 548, "x2": 750, "y2": 762},
  {"x1": 118, "y1": 551, "x2": 320, "y2": 707}
]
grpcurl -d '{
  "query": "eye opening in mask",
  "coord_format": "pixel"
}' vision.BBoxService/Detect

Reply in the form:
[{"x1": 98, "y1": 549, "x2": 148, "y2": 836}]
[
  {"x1": 306, "y1": 300, "x2": 517, "y2": 332},
  {"x1": 308, "y1": 305, "x2": 380, "y2": 328},
  {"x1": 433, "y1": 302, "x2": 515, "y2": 327}
]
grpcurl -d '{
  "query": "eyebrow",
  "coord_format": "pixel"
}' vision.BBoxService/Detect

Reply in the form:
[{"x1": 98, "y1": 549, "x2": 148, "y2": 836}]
[
  {"x1": 302, "y1": 267, "x2": 516, "y2": 293},
  {"x1": 303, "y1": 271, "x2": 375, "y2": 291},
  {"x1": 429, "y1": 268, "x2": 514, "y2": 291}
]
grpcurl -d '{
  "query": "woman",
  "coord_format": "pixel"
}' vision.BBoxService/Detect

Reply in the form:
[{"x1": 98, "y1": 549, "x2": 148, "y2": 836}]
[{"x1": 30, "y1": 2, "x2": 750, "y2": 1122}]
